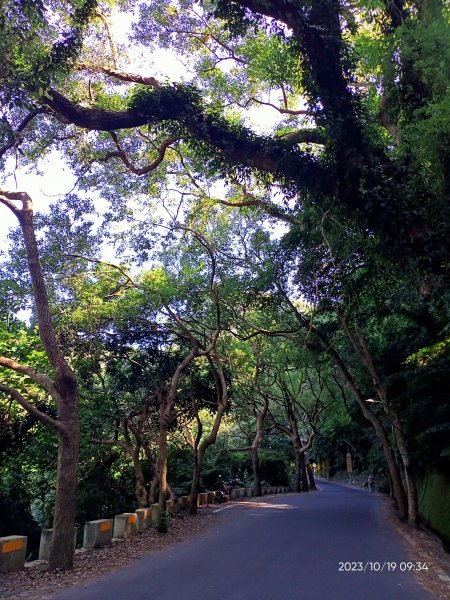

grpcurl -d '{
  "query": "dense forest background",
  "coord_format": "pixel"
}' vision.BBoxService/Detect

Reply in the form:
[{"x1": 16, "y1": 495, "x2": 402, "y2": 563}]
[{"x1": 0, "y1": 0, "x2": 449, "y2": 569}]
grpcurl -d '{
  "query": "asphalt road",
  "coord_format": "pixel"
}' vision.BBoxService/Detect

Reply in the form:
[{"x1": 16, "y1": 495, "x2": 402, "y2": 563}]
[{"x1": 54, "y1": 481, "x2": 435, "y2": 600}]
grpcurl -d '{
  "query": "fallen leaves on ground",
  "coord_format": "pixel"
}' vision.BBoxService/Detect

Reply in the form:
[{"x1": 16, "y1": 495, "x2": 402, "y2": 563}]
[
  {"x1": 381, "y1": 496, "x2": 450, "y2": 600},
  {"x1": 0, "y1": 512, "x2": 213, "y2": 600}
]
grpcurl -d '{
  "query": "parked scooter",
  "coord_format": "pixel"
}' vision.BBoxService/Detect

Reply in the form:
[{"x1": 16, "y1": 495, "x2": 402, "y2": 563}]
[
  {"x1": 215, "y1": 488, "x2": 228, "y2": 503},
  {"x1": 215, "y1": 477, "x2": 232, "y2": 503}
]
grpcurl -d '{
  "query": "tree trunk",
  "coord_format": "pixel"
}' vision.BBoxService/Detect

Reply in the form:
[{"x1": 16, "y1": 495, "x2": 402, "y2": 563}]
[
  {"x1": 389, "y1": 416, "x2": 419, "y2": 526},
  {"x1": 25, "y1": 208, "x2": 80, "y2": 570},
  {"x1": 133, "y1": 457, "x2": 148, "y2": 508},
  {"x1": 370, "y1": 414, "x2": 408, "y2": 519},
  {"x1": 149, "y1": 477, "x2": 158, "y2": 504},
  {"x1": 250, "y1": 397, "x2": 268, "y2": 497},
  {"x1": 293, "y1": 448, "x2": 301, "y2": 493},
  {"x1": 404, "y1": 465, "x2": 419, "y2": 527},
  {"x1": 49, "y1": 412, "x2": 79, "y2": 571},
  {"x1": 91, "y1": 429, "x2": 150, "y2": 508},
  {"x1": 188, "y1": 406, "x2": 227, "y2": 514},
  {"x1": 189, "y1": 355, "x2": 228, "y2": 514},
  {"x1": 289, "y1": 428, "x2": 310, "y2": 493},
  {"x1": 251, "y1": 446, "x2": 262, "y2": 497},
  {"x1": 123, "y1": 418, "x2": 150, "y2": 508},
  {"x1": 0, "y1": 192, "x2": 81, "y2": 571},
  {"x1": 299, "y1": 449, "x2": 309, "y2": 492},
  {"x1": 158, "y1": 419, "x2": 168, "y2": 514},
  {"x1": 189, "y1": 454, "x2": 202, "y2": 515},
  {"x1": 352, "y1": 323, "x2": 418, "y2": 525},
  {"x1": 306, "y1": 463, "x2": 317, "y2": 490}
]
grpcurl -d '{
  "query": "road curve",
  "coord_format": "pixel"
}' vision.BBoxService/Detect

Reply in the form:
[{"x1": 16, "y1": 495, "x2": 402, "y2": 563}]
[{"x1": 54, "y1": 481, "x2": 435, "y2": 600}]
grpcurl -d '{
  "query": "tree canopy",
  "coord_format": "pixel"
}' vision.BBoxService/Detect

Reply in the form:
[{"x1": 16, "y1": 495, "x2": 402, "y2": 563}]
[
  {"x1": 1, "y1": 1, "x2": 449, "y2": 278},
  {"x1": 1, "y1": 0, "x2": 450, "y2": 569}
]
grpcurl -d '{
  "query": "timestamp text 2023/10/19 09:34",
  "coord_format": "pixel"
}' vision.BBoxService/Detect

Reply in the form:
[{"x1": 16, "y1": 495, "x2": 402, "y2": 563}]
[{"x1": 338, "y1": 561, "x2": 429, "y2": 573}]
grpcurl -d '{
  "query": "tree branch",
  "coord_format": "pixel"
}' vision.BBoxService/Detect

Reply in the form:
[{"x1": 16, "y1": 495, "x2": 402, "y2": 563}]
[
  {"x1": 0, "y1": 190, "x2": 76, "y2": 376},
  {"x1": 41, "y1": 88, "x2": 327, "y2": 192},
  {"x1": 93, "y1": 12, "x2": 119, "y2": 67},
  {"x1": 0, "y1": 383, "x2": 64, "y2": 433},
  {"x1": 76, "y1": 62, "x2": 160, "y2": 87},
  {"x1": 249, "y1": 97, "x2": 310, "y2": 116},
  {"x1": 217, "y1": 195, "x2": 304, "y2": 229},
  {"x1": 276, "y1": 129, "x2": 325, "y2": 146},
  {"x1": 67, "y1": 254, "x2": 137, "y2": 287},
  {"x1": 0, "y1": 355, "x2": 56, "y2": 395},
  {"x1": 0, "y1": 108, "x2": 47, "y2": 158},
  {"x1": 105, "y1": 131, "x2": 179, "y2": 176}
]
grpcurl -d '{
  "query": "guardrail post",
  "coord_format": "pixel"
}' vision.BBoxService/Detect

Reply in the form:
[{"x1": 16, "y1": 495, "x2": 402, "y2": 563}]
[
  {"x1": 151, "y1": 503, "x2": 161, "y2": 525},
  {"x1": 0, "y1": 536, "x2": 27, "y2": 573},
  {"x1": 136, "y1": 508, "x2": 152, "y2": 531},
  {"x1": 83, "y1": 519, "x2": 113, "y2": 548},
  {"x1": 113, "y1": 513, "x2": 137, "y2": 539},
  {"x1": 38, "y1": 528, "x2": 77, "y2": 561}
]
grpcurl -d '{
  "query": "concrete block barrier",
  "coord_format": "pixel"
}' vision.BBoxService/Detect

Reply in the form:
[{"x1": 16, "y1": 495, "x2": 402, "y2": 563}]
[
  {"x1": 0, "y1": 536, "x2": 27, "y2": 573},
  {"x1": 83, "y1": 519, "x2": 113, "y2": 548},
  {"x1": 3, "y1": 481, "x2": 295, "y2": 573},
  {"x1": 135, "y1": 508, "x2": 152, "y2": 531},
  {"x1": 151, "y1": 503, "x2": 161, "y2": 524},
  {"x1": 178, "y1": 496, "x2": 188, "y2": 511},
  {"x1": 38, "y1": 528, "x2": 78, "y2": 561},
  {"x1": 171, "y1": 498, "x2": 182, "y2": 514},
  {"x1": 197, "y1": 492, "x2": 208, "y2": 507},
  {"x1": 113, "y1": 513, "x2": 137, "y2": 539}
]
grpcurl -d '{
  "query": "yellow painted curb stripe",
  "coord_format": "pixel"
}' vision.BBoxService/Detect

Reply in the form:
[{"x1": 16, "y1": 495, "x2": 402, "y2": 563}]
[{"x1": 2, "y1": 540, "x2": 24, "y2": 553}]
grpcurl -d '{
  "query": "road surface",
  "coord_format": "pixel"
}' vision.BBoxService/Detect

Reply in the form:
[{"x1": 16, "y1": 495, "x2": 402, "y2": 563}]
[{"x1": 55, "y1": 481, "x2": 435, "y2": 599}]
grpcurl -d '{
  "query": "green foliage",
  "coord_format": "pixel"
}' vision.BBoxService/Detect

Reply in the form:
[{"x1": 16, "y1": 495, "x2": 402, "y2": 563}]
[
  {"x1": 241, "y1": 33, "x2": 301, "y2": 90},
  {"x1": 416, "y1": 468, "x2": 450, "y2": 550},
  {"x1": 406, "y1": 337, "x2": 450, "y2": 366},
  {"x1": 1, "y1": 0, "x2": 450, "y2": 546},
  {"x1": 259, "y1": 455, "x2": 290, "y2": 486},
  {"x1": 157, "y1": 511, "x2": 171, "y2": 533},
  {"x1": 128, "y1": 83, "x2": 202, "y2": 122},
  {"x1": 0, "y1": 320, "x2": 53, "y2": 407},
  {"x1": 0, "y1": 0, "x2": 99, "y2": 104},
  {"x1": 76, "y1": 452, "x2": 139, "y2": 523}
]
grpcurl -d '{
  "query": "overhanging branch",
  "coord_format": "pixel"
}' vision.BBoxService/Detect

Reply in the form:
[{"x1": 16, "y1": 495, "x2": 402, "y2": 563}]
[
  {"x1": 0, "y1": 108, "x2": 47, "y2": 158},
  {"x1": 41, "y1": 88, "x2": 328, "y2": 193},
  {"x1": 0, "y1": 383, "x2": 65, "y2": 433},
  {"x1": 76, "y1": 62, "x2": 161, "y2": 88},
  {"x1": 0, "y1": 355, "x2": 56, "y2": 395}
]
